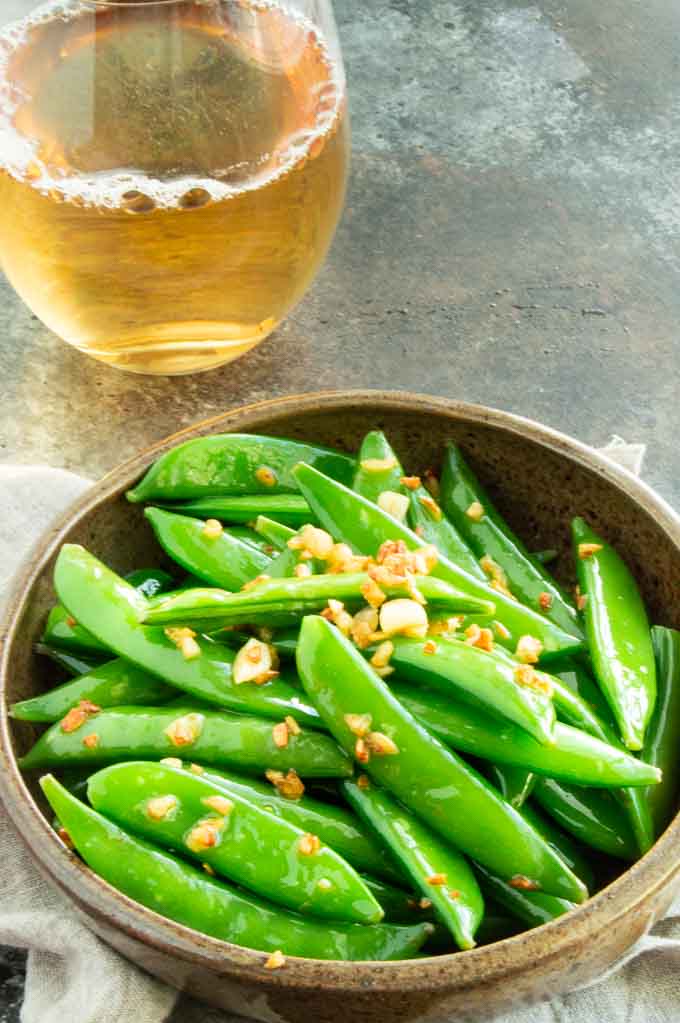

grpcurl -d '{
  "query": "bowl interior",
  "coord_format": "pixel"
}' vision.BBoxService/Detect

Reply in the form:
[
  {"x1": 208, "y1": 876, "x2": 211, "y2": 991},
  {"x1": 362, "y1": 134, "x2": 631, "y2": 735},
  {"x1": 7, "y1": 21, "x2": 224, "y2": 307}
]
[{"x1": 2, "y1": 392, "x2": 680, "y2": 977}]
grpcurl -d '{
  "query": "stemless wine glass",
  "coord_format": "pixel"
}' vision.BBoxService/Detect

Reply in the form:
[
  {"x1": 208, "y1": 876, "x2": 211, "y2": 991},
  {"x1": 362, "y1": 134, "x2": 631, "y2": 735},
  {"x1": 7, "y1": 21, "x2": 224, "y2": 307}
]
[{"x1": 0, "y1": 0, "x2": 349, "y2": 374}]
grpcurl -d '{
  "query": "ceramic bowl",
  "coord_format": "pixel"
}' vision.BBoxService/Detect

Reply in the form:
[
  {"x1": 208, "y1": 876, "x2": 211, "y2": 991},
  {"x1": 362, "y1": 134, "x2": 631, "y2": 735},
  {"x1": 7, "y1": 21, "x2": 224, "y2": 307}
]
[{"x1": 1, "y1": 390, "x2": 679, "y2": 1023}]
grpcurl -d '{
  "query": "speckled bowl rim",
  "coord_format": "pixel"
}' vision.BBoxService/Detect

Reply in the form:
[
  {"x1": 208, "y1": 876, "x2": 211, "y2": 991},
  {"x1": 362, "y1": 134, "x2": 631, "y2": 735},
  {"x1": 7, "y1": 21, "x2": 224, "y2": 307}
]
[{"x1": 1, "y1": 389, "x2": 679, "y2": 994}]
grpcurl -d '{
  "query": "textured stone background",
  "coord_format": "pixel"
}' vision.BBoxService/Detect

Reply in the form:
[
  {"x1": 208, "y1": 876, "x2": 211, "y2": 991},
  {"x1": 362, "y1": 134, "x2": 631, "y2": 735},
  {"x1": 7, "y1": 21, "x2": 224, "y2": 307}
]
[{"x1": 1, "y1": 0, "x2": 679, "y2": 1017}]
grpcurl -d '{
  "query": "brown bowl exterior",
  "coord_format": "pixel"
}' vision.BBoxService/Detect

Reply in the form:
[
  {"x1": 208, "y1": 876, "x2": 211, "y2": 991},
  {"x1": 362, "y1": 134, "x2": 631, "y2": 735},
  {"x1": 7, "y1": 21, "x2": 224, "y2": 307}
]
[{"x1": 1, "y1": 390, "x2": 679, "y2": 1023}]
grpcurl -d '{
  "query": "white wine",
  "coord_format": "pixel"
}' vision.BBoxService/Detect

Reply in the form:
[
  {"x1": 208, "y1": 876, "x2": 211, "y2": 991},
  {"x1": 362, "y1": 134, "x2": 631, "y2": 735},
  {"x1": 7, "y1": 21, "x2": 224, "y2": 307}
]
[{"x1": 0, "y1": 0, "x2": 349, "y2": 373}]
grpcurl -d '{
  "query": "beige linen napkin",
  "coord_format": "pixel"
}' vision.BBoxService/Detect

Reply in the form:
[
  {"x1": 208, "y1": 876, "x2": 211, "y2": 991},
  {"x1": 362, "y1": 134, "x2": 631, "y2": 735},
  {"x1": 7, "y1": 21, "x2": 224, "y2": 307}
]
[{"x1": 0, "y1": 449, "x2": 677, "y2": 1023}]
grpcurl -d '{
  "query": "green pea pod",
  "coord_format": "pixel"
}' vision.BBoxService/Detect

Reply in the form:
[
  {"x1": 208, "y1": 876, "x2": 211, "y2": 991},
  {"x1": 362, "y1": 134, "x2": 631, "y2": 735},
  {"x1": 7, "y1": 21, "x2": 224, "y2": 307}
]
[
  {"x1": 362, "y1": 876, "x2": 427, "y2": 924},
  {"x1": 10, "y1": 658, "x2": 174, "y2": 723},
  {"x1": 646, "y1": 627, "x2": 680, "y2": 837},
  {"x1": 473, "y1": 862, "x2": 575, "y2": 929},
  {"x1": 520, "y1": 801, "x2": 595, "y2": 890},
  {"x1": 532, "y1": 777, "x2": 638, "y2": 860},
  {"x1": 487, "y1": 765, "x2": 536, "y2": 809},
  {"x1": 41, "y1": 776, "x2": 431, "y2": 960},
  {"x1": 145, "y1": 574, "x2": 494, "y2": 628},
  {"x1": 388, "y1": 637, "x2": 556, "y2": 746},
  {"x1": 43, "y1": 604, "x2": 110, "y2": 657},
  {"x1": 157, "y1": 494, "x2": 312, "y2": 527},
  {"x1": 553, "y1": 658, "x2": 655, "y2": 857},
  {"x1": 42, "y1": 568, "x2": 177, "y2": 657},
  {"x1": 54, "y1": 545, "x2": 321, "y2": 727},
  {"x1": 293, "y1": 464, "x2": 582, "y2": 658},
  {"x1": 253, "y1": 516, "x2": 296, "y2": 550},
  {"x1": 572, "y1": 517, "x2": 656, "y2": 751},
  {"x1": 352, "y1": 431, "x2": 484, "y2": 580},
  {"x1": 145, "y1": 508, "x2": 272, "y2": 590},
  {"x1": 440, "y1": 445, "x2": 581, "y2": 639},
  {"x1": 343, "y1": 779, "x2": 483, "y2": 950},
  {"x1": 88, "y1": 762, "x2": 380, "y2": 923},
  {"x1": 297, "y1": 616, "x2": 587, "y2": 903},
  {"x1": 352, "y1": 431, "x2": 407, "y2": 504},
  {"x1": 407, "y1": 489, "x2": 486, "y2": 581},
  {"x1": 35, "y1": 644, "x2": 105, "y2": 678},
  {"x1": 176, "y1": 763, "x2": 403, "y2": 884},
  {"x1": 127, "y1": 434, "x2": 356, "y2": 503},
  {"x1": 20, "y1": 706, "x2": 351, "y2": 776},
  {"x1": 391, "y1": 683, "x2": 660, "y2": 788}
]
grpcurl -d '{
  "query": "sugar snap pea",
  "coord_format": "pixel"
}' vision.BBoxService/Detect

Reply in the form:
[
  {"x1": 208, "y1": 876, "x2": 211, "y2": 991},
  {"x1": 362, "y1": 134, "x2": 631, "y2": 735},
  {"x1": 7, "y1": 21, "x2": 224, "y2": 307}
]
[
  {"x1": 20, "y1": 706, "x2": 351, "y2": 775},
  {"x1": 293, "y1": 464, "x2": 583, "y2": 657},
  {"x1": 552, "y1": 658, "x2": 654, "y2": 857},
  {"x1": 297, "y1": 615, "x2": 587, "y2": 902},
  {"x1": 645, "y1": 627, "x2": 680, "y2": 837},
  {"x1": 223, "y1": 526, "x2": 278, "y2": 554},
  {"x1": 43, "y1": 567, "x2": 176, "y2": 657},
  {"x1": 145, "y1": 508, "x2": 272, "y2": 590},
  {"x1": 10, "y1": 658, "x2": 174, "y2": 723},
  {"x1": 352, "y1": 431, "x2": 408, "y2": 504},
  {"x1": 157, "y1": 494, "x2": 312, "y2": 527},
  {"x1": 473, "y1": 862, "x2": 576, "y2": 929},
  {"x1": 145, "y1": 574, "x2": 494, "y2": 628},
  {"x1": 440, "y1": 444, "x2": 581, "y2": 638},
  {"x1": 532, "y1": 777, "x2": 638, "y2": 860},
  {"x1": 388, "y1": 637, "x2": 556, "y2": 746},
  {"x1": 127, "y1": 434, "x2": 356, "y2": 503},
  {"x1": 34, "y1": 644, "x2": 104, "y2": 678},
  {"x1": 353, "y1": 431, "x2": 484, "y2": 579},
  {"x1": 172, "y1": 762, "x2": 403, "y2": 884},
  {"x1": 343, "y1": 779, "x2": 483, "y2": 950},
  {"x1": 519, "y1": 801, "x2": 594, "y2": 889},
  {"x1": 41, "y1": 776, "x2": 431, "y2": 960},
  {"x1": 390, "y1": 683, "x2": 660, "y2": 788},
  {"x1": 572, "y1": 517, "x2": 656, "y2": 751},
  {"x1": 88, "y1": 762, "x2": 380, "y2": 923},
  {"x1": 54, "y1": 545, "x2": 321, "y2": 726},
  {"x1": 43, "y1": 604, "x2": 110, "y2": 657}
]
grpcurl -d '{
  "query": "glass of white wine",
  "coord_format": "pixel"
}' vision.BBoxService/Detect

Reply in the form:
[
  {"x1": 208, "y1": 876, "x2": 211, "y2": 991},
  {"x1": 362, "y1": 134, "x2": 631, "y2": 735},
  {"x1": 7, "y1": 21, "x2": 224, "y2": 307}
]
[{"x1": 0, "y1": 0, "x2": 349, "y2": 374}]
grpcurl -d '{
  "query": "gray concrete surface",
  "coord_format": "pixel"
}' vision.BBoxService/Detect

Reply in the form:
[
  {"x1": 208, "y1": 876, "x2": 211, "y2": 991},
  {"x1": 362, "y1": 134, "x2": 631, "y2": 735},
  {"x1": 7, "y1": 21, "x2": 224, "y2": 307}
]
[{"x1": 1, "y1": 0, "x2": 679, "y2": 1017}]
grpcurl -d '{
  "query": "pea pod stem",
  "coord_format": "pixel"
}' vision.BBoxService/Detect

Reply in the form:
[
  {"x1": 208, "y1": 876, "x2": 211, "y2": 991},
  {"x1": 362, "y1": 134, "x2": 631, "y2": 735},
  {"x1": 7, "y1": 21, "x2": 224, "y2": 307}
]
[
  {"x1": 487, "y1": 765, "x2": 536, "y2": 809},
  {"x1": 145, "y1": 574, "x2": 494, "y2": 627},
  {"x1": 342, "y1": 779, "x2": 483, "y2": 950},
  {"x1": 41, "y1": 776, "x2": 431, "y2": 961},
  {"x1": 20, "y1": 705, "x2": 351, "y2": 776},
  {"x1": 296, "y1": 615, "x2": 587, "y2": 903},
  {"x1": 88, "y1": 762, "x2": 381, "y2": 923},
  {"x1": 440, "y1": 444, "x2": 581, "y2": 638},
  {"x1": 293, "y1": 464, "x2": 583, "y2": 658},
  {"x1": 53, "y1": 545, "x2": 321, "y2": 727},
  {"x1": 572, "y1": 517, "x2": 656, "y2": 751}
]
